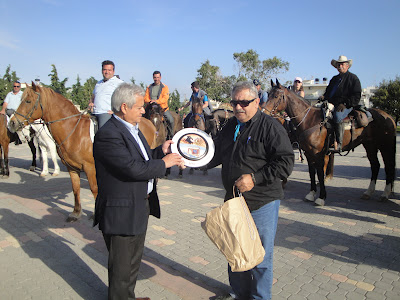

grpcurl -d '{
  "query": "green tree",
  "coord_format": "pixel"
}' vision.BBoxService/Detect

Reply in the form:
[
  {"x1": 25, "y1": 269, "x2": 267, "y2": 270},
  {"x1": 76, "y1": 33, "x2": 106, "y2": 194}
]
[
  {"x1": 48, "y1": 64, "x2": 69, "y2": 97},
  {"x1": 370, "y1": 76, "x2": 400, "y2": 124},
  {"x1": 81, "y1": 76, "x2": 97, "y2": 109},
  {"x1": 70, "y1": 75, "x2": 86, "y2": 109},
  {"x1": 233, "y1": 49, "x2": 289, "y2": 88},
  {"x1": 169, "y1": 89, "x2": 181, "y2": 112},
  {"x1": 0, "y1": 65, "x2": 20, "y2": 103},
  {"x1": 196, "y1": 59, "x2": 233, "y2": 102}
]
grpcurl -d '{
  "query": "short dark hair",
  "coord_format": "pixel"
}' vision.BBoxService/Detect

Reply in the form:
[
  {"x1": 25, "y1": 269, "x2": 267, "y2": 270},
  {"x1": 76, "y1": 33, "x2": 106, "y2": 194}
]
[
  {"x1": 153, "y1": 71, "x2": 161, "y2": 76},
  {"x1": 191, "y1": 81, "x2": 200, "y2": 89},
  {"x1": 102, "y1": 60, "x2": 115, "y2": 70}
]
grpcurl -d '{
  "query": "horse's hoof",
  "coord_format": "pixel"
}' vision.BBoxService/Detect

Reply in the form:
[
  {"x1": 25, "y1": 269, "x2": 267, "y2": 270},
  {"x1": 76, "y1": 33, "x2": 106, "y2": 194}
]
[
  {"x1": 2, "y1": 175, "x2": 9, "y2": 179},
  {"x1": 40, "y1": 173, "x2": 47, "y2": 177},
  {"x1": 378, "y1": 196, "x2": 388, "y2": 202},
  {"x1": 304, "y1": 191, "x2": 315, "y2": 202},
  {"x1": 66, "y1": 212, "x2": 82, "y2": 222},
  {"x1": 314, "y1": 198, "x2": 325, "y2": 206},
  {"x1": 66, "y1": 216, "x2": 78, "y2": 222},
  {"x1": 178, "y1": 175, "x2": 183, "y2": 179},
  {"x1": 52, "y1": 172, "x2": 60, "y2": 177},
  {"x1": 361, "y1": 193, "x2": 371, "y2": 200},
  {"x1": 29, "y1": 166, "x2": 35, "y2": 172}
]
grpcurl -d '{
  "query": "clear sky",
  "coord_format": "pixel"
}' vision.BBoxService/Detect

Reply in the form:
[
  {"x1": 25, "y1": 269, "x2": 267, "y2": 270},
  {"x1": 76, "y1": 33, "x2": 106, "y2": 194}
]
[{"x1": 1, "y1": 0, "x2": 399, "y2": 100}]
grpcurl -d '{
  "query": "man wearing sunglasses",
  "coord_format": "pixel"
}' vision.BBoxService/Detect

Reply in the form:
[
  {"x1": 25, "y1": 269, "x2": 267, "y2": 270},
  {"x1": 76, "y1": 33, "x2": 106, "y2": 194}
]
[
  {"x1": 207, "y1": 81, "x2": 294, "y2": 300},
  {"x1": 1, "y1": 81, "x2": 23, "y2": 116}
]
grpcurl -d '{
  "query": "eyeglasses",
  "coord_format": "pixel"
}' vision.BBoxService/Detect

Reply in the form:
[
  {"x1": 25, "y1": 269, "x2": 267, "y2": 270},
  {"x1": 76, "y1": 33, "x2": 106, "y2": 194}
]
[
  {"x1": 230, "y1": 98, "x2": 256, "y2": 107},
  {"x1": 14, "y1": 85, "x2": 21, "y2": 88}
]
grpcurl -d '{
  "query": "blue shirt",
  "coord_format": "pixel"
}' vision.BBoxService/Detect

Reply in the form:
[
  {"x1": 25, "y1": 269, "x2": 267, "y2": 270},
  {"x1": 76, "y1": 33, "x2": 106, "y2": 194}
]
[
  {"x1": 4, "y1": 90, "x2": 23, "y2": 110},
  {"x1": 114, "y1": 115, "x2": 154, "y2": 194},
  {"x1": 92, "y1": 76, "x2": 124, "y2": 114}
]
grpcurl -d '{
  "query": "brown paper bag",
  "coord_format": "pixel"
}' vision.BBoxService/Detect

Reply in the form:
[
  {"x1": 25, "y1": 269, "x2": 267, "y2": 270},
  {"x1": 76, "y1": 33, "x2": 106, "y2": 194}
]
[{"x1": 201, "y1": 191, "x2": 265, "y2": 272}]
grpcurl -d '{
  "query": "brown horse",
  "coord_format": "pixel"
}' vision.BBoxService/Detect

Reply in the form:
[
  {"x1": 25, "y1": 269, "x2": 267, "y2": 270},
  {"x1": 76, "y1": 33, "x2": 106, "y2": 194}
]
[
  {"x1": 212, "y1": 108, "x2": 234, "y2": 133},
  {"x1": 1, "y1": 114, "x2": 38, "y2": 178},
  {"x1": 144, "y1": 103, "x2": 183, "y2": 177},
  {"x1": 265, "y1": 80, "x2": 396, "y2": 206},
  {"x1": 8, "y1": 83, "x2": 156, "y2": 222}
]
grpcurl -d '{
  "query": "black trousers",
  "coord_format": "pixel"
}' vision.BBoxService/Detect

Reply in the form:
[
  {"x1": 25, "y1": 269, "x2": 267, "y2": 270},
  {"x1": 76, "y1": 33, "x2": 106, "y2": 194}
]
[{"x1": 103, "y1": 232, "x2": 147, "y2": 300}]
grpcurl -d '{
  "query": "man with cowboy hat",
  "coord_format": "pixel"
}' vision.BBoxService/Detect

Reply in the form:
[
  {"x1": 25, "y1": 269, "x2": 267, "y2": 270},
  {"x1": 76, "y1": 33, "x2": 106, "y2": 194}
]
[{"x1": 321, "y1": 55, "x2": 361, "y2": 153}]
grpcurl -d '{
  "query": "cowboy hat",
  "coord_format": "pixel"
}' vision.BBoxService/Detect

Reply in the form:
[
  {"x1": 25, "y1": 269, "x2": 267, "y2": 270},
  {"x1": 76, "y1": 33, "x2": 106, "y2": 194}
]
[{"x1": 331, "y1": 55, "x2": 353, "y2": 68}]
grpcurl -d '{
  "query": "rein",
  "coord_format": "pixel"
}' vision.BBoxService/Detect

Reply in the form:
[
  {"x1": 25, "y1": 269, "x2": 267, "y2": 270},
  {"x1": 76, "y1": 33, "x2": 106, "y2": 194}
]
[{"x1": 15, "y1": 90, "x2": 88, "y2": 172}]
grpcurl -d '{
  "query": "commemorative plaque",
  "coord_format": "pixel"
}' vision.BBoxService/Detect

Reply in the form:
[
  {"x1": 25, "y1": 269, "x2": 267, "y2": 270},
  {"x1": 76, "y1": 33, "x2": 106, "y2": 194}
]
[{"x1": 171, "y1": 128, "x2": 215, "y2": 168}]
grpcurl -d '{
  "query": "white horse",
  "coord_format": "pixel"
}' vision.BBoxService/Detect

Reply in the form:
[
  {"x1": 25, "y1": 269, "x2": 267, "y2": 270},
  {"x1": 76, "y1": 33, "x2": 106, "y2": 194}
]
[{"x1": 20, "y1": 121, "x2": 60, "y2": 177}]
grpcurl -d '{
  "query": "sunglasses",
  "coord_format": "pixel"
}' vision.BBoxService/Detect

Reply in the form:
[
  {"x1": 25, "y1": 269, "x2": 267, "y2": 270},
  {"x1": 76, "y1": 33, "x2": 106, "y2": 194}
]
[
  {"x1": 230, "y1": 98, "x2": 256, "y2": 107},
  {"x1": 14, "y1": 85, "x2": 21, "y2": 88}
]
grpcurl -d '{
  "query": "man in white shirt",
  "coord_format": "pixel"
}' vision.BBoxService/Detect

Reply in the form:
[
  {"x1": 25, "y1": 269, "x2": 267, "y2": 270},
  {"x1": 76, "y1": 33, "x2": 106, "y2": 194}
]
[
  {"x1": 89, "y1": 60, "x2": 124, "y2": 128},
  {"x1": 1, "y1": 81, "x2": 23, "y2": 116}
]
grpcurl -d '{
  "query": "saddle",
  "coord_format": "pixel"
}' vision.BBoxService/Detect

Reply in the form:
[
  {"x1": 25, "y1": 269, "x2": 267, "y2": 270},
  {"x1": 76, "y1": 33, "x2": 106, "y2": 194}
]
[{"x1": 317, "y1": 101, "x2": 373, "y2": 129}]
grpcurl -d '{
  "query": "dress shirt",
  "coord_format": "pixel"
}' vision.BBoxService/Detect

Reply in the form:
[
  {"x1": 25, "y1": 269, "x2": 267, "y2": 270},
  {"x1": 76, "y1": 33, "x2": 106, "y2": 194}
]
[{"x1": 114, "y1": 115, "x2": 154, "y2": 194}]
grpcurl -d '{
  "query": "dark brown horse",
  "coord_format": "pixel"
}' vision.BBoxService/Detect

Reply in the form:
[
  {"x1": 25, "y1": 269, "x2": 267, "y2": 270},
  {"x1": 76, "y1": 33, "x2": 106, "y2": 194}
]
[
  {"x1": 265, "y1": 80, "x2": 396, "y2": 206},
  {"x1": 144, "y1": 103, "x2": 183, "y2": 177},
  {"x1": 212, "y1": 108, "x2": 234, "y2": 133},
  {"x1": 1, "y1": 114, "x2": 38, "y2": 178},
  {"x1": 9, "y1": 83, "x2": 156, "y2": 222}
]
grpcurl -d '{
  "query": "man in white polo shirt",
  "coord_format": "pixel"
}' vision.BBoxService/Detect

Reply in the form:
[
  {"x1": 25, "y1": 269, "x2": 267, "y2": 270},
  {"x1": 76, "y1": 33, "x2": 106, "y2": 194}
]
[
  {"x1": 89, "y1": 60, "x2": 124, "y2": 128},
  {"x1": 1, "y1": 81, "x2": 23, "y2": 116}
]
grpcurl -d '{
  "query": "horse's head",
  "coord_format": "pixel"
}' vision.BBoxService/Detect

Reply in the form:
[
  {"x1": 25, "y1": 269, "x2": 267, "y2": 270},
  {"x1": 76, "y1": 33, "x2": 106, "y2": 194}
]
[
  {"x1": 261, "y1": 79, "x2": 288, "y2": 116},
  {"x1": 191, "y1": 97, "x2": 203, "y2": 114},
  {"x1": 144, "y1": 102, "x2": 165, "y2": 130},
  {"x1": 9, "y1": 82, "x2": 44, "y2": 133}
]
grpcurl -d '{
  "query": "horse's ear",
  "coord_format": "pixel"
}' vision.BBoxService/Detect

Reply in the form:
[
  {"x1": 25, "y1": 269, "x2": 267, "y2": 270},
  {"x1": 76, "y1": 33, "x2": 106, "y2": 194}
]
[
  {"x1": 276, "y1": 79, "x2": 282, "y2": 89},
  {"x1": 271, "y1": 79, "x2": 275, "y2": 87},
  {"x1": 31, "y1": 81, "x2": 37, "y2": 90}
]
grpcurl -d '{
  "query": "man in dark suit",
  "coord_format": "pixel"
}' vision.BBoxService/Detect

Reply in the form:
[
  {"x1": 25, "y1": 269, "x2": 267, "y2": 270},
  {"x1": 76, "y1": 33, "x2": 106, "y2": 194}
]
[{"x1": 93, "y1": 83, "x2": 184, "y2": 300}]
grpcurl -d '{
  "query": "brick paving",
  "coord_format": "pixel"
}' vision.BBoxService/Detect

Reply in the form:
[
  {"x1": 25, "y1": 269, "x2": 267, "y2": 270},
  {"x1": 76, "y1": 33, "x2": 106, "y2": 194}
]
[{"x1": 0, "y1": 139, "x2": 399, "y2": 299}]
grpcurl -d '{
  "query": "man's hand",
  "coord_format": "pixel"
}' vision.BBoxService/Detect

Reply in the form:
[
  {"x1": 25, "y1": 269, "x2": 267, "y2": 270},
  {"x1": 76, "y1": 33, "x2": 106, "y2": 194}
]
[
  {"x1": 234, "y1": 174, "x2": 254, "y2": 193},
  {"x1": 162, "y1": 140, "x2": 174, "y2": 154},
  {"x1": 162, "y1": 153, "x2": 184, "y2": 169},
  {"x1": 150, "y1": 100, "x2": 157, "y2": 104},
  {"x1": 318, "y1": 95, "x2": 325, "y2": 101},
  {"x1": 0, "y1": 110, "x2": 5, "y2": 115},
  {"x1": 336, "y1": 103, "x2": 346, "y2": 112}
]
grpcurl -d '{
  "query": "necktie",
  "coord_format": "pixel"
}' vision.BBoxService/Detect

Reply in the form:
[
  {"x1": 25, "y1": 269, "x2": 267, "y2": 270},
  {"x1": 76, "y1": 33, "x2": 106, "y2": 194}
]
[{"x1": 233, "y1": 121, "x2": 245, "y2": 141}]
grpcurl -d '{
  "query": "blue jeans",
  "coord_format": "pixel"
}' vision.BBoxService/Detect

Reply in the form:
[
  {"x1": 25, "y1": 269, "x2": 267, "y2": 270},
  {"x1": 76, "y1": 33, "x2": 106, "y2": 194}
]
[
  {"x1": 228, "y1": 200, "x2": 280, "y2": 300},
  {"x1": 334, "y1": 107, "x2": 353, "y2": 123}
]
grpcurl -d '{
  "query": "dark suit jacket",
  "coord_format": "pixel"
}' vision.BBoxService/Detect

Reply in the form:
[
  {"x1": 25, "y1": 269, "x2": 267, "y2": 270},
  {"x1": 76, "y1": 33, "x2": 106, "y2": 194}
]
[{"x1": 93, "y1": 116, "x2": 166, "y2": 235}]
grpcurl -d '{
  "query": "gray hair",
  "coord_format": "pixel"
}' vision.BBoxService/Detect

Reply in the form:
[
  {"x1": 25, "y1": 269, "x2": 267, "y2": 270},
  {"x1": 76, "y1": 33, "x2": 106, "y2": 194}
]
[
  {"x1": 231, "y1": 81, "x2": 258, "y2": 99},
  {"x1": 111, "y1": 83, "x2": 145, "y2": 113}
]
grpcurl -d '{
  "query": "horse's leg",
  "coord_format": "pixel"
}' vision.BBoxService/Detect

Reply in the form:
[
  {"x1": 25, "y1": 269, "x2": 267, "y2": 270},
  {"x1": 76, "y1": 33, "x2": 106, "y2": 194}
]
[
  {"x1": 189, "y1": 168, "x2": 194, "y2": 175},
  {"x1": 39, "y1": 144, "x2": 49, "y2": 177},
  {"x1": 324, "y1": 153, "x2": 335, "y2": 182},
  {"x1": 378, "y1": 142, "x2": 396, "y2": 202},
  {"x1": 361, "y1": 144, "x2": 379, "y2": 200},
  {"x1": 304, "y1": 159, "x2": 317, "y2": 202},
  {"x1": 28, "y1": 139, "x2": 37, "y2": 172},
  {"x1": 314, "y1": 164, "x2": 327, "y2": 206},
  {"x1": 0, "y1": 145, "x2": 5, "y2": 177},
  {"x1": 50, "y1": 144, "x2": 60, "y2": 176},
  {"x1": 2, "y1": 143, "x2": 9, "y2": 178},
  {"x1": 67, "y1": 169, "x2": 82, "y2": 222},
  {"x1": 83, "y1": 163, "x2": 98, "y2": 220},
  {"x1": 178, "y1": 167, "x2": 183, "y2": 178}
]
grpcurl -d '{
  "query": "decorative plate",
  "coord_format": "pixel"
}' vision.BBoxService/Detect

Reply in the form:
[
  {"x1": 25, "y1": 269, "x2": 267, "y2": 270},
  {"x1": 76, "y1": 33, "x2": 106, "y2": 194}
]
[{"x1": 171, "y1": 128, "x2": 215, "y2": 168}]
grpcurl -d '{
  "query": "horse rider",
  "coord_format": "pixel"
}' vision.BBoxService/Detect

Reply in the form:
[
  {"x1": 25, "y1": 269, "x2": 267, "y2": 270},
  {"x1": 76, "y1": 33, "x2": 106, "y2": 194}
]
[
  {"x1": 179, "y1": 81, "x2": 213, "y2": 128},
  {"x1": 144, "y1": 71, "x2": 174, "y2": 138},
  {"x1": 253, "y1": 79, "x2": 268, "y2": 105},
  {"x1": 89, "y1": 60, "x2": 124, "y2": 128},
  {"x1": 320, "y1": 55, "x2": 361, "y2": 153},
  {"x1": 1, "y1": 80, "x2": 24, "y2": 145},
  {"x1": 1, "y1": 80, "x2": 23, "y2": 117}
]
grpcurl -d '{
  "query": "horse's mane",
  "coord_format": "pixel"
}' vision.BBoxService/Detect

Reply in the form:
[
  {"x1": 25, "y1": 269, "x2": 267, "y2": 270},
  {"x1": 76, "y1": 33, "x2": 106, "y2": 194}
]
[{"x1": 25, "y1": 85, "x2": 80, "y2": 114}]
